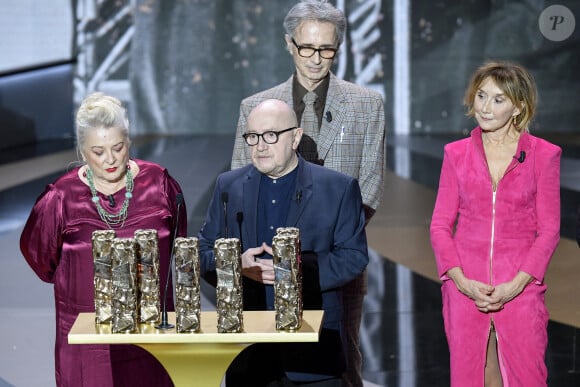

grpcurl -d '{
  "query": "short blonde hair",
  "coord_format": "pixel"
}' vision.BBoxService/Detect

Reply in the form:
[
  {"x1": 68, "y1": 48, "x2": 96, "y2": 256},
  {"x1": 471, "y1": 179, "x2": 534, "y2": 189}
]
[
  {"x1": 464, "y1": 61, "x2": 537, "y2": 131},
  {"x1": 75, "y1": 92, "x2": 130, "y2": 151}
]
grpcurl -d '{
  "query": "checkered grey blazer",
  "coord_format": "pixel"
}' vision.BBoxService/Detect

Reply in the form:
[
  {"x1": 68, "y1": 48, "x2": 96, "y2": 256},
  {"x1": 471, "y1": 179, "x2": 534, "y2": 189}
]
[{"x1": 231, "y1": 73, "x2": 386, "y2": 211}]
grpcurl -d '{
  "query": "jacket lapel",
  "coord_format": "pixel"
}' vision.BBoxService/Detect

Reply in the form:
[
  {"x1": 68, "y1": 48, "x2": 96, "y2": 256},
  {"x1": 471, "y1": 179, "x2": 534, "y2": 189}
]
[
  {"x1": 242, "y1": 168, "x2": 261, "y2": 248},
  {"x1": 318, "y1": 74, "x2": 346, "y2": 160},
  {"x1": 286, "y1": 157, "x2": 313, "y2": 226},
  {"x1": 272, "y1": 76, "x2": 295, "y2": 107}
]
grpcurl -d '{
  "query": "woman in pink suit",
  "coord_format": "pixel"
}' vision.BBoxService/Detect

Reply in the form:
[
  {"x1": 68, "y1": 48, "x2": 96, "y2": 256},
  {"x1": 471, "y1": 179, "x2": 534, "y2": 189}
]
[
  {"x1": 20, "y1": 93, "x2": 187, "y2": 386},
  {"x1": 430, "y1": 61, "x2": 561, "y2": 387}
]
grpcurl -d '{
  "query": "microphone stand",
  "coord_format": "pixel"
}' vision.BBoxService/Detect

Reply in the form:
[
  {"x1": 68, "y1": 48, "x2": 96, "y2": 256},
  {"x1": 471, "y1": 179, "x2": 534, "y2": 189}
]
[
  {"x1": 236, "y1": 212, "x2": 244, "y2": 250},
  {"x1": 156, "y1": 193, "x2": 184, "y2": 330},
  {"x1": 221, "y1": 192, "x2": 229, "y2": 238}
]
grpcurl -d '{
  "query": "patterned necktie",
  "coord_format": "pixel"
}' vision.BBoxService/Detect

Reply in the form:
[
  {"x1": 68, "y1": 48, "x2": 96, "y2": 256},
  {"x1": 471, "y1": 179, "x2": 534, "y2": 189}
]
[{"x1": 299, "y1": 91, "x2": 320, "y2": 163}]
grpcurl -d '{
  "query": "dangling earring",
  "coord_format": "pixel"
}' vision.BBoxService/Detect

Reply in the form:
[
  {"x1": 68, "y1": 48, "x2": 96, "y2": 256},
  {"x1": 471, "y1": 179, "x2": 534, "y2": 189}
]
[{"x1": 512, "y1": 115, "x2": 518, "y2": 128}]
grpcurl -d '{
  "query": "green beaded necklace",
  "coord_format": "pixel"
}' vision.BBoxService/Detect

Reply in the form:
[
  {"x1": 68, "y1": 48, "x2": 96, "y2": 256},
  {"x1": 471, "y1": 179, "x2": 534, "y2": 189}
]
[{"x1": 86, "y1": 167, "x2": 134, "y2": 228}]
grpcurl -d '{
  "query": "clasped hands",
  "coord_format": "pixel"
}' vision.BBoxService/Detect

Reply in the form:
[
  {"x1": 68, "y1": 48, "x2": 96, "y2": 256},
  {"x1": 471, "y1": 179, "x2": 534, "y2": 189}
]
[
  {"x1": 240, "y1": 242, "x2": 275, "y2": 285},
  {"x1": 447, "y1": 267, "x2": 533, "y2": 313}
]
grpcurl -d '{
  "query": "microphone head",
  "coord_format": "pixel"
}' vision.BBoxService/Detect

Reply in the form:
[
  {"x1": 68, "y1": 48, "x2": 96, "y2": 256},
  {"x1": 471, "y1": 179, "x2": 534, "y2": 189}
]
[
  {"x1": 325, "y1": 111, "x2": 332, "y2": 122},
  {"x1": 221, "y1": 192, "x2": 229, "y2": 203},
  {"x1": 176, "y1": 193, "x2": 184, "y2": 205},
  {"x1": 295, "y1": 190, "x2": 302, "y2": 201}
]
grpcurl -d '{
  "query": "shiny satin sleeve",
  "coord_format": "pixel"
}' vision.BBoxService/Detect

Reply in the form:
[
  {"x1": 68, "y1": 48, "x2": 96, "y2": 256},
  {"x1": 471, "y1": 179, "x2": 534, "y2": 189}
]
[{"x1": 20, "y1": 184, "x2": 64, "y2": 283}]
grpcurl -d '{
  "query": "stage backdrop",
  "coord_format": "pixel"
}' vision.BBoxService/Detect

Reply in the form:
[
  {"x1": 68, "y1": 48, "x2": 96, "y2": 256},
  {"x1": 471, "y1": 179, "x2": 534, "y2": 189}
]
[
  {"x1": 128, "y1": 1, "x2": 386, "y2": 135},
  {"x1": 71, "y1": 0, "x2": 579, "y2": 136}
]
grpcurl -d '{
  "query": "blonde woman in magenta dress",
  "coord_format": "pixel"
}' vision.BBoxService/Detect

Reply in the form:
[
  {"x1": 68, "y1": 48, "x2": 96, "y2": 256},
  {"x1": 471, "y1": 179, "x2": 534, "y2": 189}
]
[{"x1": 20, "y1": 93, "x2": 187, "y2": 386}]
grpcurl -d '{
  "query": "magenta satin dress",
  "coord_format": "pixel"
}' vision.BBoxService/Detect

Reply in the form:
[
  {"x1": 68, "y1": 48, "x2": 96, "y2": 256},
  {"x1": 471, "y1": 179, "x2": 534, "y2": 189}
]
[
  {"x1": 430, "y1": 128, "x2": 561, "y2": 386},
  {"x1": 20, "y1": 159, "x2": 187, "y2": 387}
]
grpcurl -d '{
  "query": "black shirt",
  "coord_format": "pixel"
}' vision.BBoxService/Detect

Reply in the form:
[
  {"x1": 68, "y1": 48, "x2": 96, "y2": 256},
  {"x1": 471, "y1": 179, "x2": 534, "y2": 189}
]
[
  {"x1": 292, "y1": 73, "x2": 330, "y2": 131},
  {"x1": 256, "y1": 166, "x2": 298, "y2": 308}
]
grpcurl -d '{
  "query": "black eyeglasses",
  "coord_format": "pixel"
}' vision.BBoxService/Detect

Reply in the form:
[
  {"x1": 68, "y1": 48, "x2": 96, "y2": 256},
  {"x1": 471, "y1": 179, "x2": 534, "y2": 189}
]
[
  {"x1": 291, "y1": 38, "x2": 338, "y2": 59},
  {"x1": 242, "y1": 127, "x2": 297, "y2": 146}
]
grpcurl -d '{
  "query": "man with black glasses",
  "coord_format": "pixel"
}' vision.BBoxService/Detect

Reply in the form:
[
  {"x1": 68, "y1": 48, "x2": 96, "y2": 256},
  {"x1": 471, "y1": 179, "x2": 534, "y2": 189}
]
[
  {"x1": 200, "y1": 99, "x2": 368, "y2": 386},
  {"x1": 230, "y1": 1, "x2": 386, "y2": 386}
]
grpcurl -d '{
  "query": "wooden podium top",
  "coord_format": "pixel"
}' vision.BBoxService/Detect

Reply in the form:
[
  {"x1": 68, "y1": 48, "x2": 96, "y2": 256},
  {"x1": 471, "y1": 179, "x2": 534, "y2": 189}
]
[{"x1": 68, "y1": 310, "x2": 323, "y2": 345}]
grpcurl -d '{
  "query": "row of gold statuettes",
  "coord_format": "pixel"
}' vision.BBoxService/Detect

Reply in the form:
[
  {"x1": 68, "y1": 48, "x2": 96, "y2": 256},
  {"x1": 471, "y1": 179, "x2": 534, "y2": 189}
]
[{"x1": 91, "y1": 227, "x2": 303, "y2": 334}]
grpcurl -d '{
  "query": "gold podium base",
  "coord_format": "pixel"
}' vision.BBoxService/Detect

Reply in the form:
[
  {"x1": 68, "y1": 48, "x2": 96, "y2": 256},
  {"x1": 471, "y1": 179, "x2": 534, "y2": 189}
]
[{"x1": 137, "y1": 342, "x2": 248, "y2": 386}]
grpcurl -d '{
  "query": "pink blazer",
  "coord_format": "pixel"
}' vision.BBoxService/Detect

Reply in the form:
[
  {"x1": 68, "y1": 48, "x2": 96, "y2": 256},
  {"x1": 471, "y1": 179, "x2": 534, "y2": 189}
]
[{"x1": 430, "y1": 127, "x2": 561, "y2": 386}]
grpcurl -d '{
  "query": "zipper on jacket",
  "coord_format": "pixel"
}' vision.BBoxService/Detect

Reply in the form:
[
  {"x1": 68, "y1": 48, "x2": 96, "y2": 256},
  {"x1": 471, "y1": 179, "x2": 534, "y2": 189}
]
[
  {"x1": 490, "y1": 190, "x2": 496, "y2": 286},
  {"x1": 488, "y1": 157, "x2": 519, "y2": 287}
]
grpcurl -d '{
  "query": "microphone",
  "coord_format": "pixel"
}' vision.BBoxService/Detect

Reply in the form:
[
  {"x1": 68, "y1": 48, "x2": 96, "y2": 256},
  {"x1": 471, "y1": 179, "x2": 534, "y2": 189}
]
[
  {"x1": 236, "y1": 212, "x2": 244, "y2": 250},
  {"x1": 107, "y1": 195, "x2": 115, "y2": 207},
  {"x1": 221, "y1": 192, "x2": 229, "y2": 238},
  {"x1": 295, "y1": 190, "x2": 302, "y2": 203},
  {"x1": 157, "y1": 192, "x2": 184, "y2": 330},
  {"x1": 517, "y1": 151, "x2": 526, "y2": 163},
  {"x1": 325, "y1": 111, "x2": 332, "y2": 122}
]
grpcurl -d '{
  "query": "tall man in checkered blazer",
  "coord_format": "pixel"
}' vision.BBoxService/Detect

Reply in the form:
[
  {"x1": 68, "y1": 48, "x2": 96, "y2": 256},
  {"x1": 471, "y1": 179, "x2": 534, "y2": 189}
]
[{"x1": 231, "y1": 2, "x2": 386, "y2": 386}]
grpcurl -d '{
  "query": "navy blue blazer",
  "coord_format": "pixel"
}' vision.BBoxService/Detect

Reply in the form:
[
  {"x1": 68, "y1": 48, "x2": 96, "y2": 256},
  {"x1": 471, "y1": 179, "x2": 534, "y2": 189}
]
[{"x1": 198, "y1": 156, "x2": 369, "y2": 329}]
